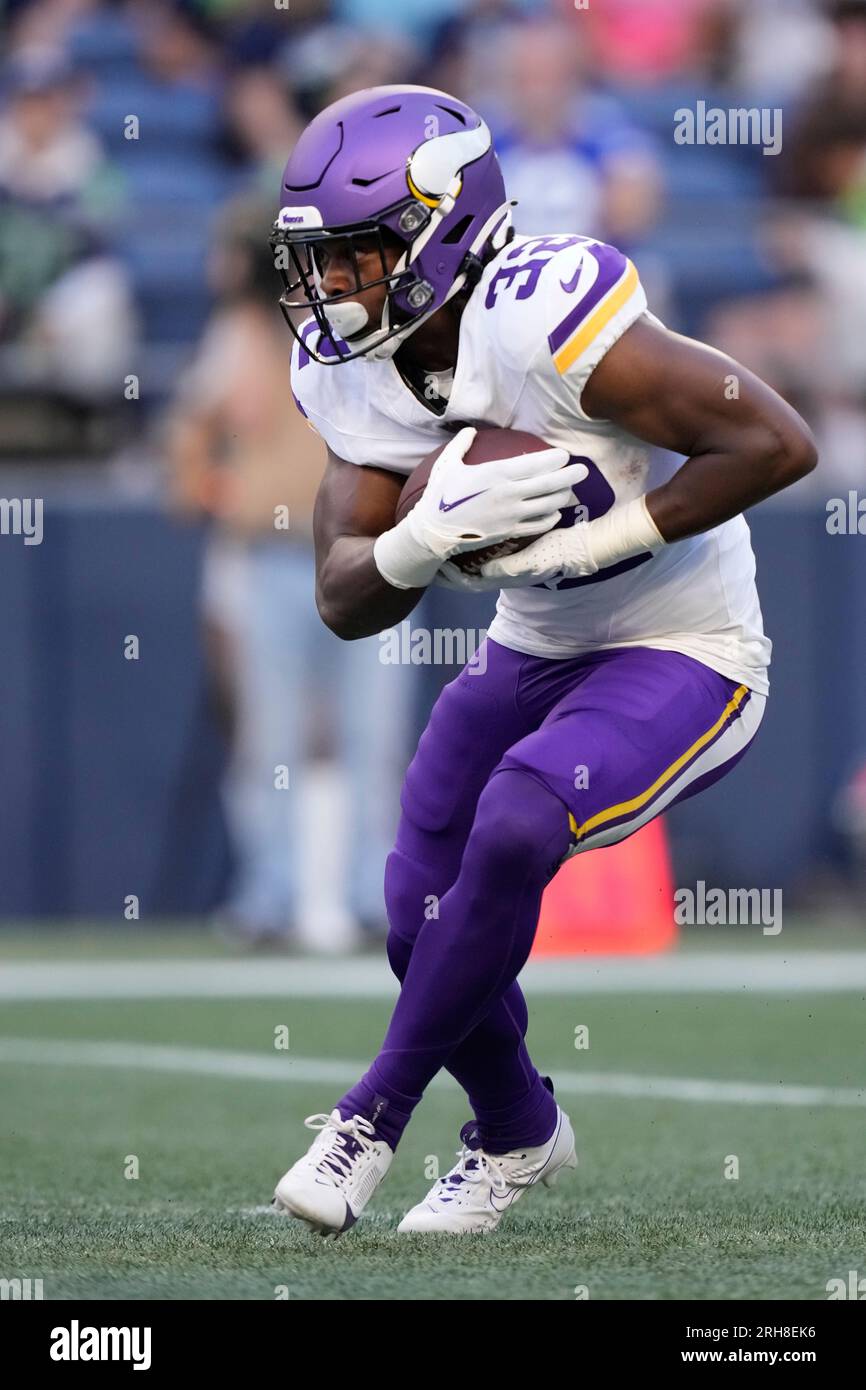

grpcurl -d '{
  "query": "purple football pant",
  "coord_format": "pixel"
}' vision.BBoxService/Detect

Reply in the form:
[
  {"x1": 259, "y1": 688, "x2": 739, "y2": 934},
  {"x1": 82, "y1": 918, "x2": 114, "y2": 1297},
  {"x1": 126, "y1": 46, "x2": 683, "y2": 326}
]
[{"x1": 337, "y1": 640, "x2": 765, "y2": 1153}]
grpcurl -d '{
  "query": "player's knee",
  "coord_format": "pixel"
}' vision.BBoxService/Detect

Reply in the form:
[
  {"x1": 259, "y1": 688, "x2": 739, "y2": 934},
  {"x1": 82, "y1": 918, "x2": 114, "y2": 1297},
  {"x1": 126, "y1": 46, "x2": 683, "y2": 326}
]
[
  {"x1": 383, "y1": 846, "x2": 418, "y2": 940},
  {"x1": 384, "y1": 872, "x2": 413, "y2": 979},
  {"x1": 470, "y1": 768, "x2": 572, "y2": 883},
  {"x1": 385, "y1": 922, "x2": 413, "y2": 983},
  {"x1": 383, "y1": 845, "x2": 438, "y2": 979}
]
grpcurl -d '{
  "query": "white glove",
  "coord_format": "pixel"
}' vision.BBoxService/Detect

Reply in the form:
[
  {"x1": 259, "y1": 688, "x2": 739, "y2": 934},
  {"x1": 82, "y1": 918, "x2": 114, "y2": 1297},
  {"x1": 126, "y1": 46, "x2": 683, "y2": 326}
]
[
  {"x1": 478, "y1": 524, "x2": 595, "y2": 588},
  {"x1": 480, "y1": 496, "x2": 666, "y2": 588},
  {"x1": 373, "y1": 426, "x2": 588, "y2": 590}
]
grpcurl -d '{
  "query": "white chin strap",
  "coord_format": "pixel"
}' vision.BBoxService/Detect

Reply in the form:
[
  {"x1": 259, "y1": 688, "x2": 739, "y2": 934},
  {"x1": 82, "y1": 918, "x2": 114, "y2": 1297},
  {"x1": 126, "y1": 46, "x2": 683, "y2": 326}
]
[{"x1": 325, "y1": 196, "x2": 514, "y2": 363}]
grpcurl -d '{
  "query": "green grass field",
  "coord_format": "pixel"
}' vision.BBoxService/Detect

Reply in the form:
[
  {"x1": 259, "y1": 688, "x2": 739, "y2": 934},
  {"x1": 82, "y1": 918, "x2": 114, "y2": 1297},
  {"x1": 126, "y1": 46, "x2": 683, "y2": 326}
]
[{"x1": 1, "y1": 925, "x2": 865, "y2": 1300}]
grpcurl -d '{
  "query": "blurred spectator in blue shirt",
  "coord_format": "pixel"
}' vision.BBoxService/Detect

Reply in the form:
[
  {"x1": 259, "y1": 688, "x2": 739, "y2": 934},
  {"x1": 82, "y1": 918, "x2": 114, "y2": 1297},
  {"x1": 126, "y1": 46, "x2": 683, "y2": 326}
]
[{"x1": 492, "y1": 18, "x2": 661, "y2": 245}]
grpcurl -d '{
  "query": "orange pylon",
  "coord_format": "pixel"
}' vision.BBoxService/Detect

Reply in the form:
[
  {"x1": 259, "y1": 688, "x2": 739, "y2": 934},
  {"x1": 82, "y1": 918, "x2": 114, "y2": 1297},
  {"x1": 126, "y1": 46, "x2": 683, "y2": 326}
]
[{"x1": 533, "y1": 817, "x2": 677, "y2": 957}]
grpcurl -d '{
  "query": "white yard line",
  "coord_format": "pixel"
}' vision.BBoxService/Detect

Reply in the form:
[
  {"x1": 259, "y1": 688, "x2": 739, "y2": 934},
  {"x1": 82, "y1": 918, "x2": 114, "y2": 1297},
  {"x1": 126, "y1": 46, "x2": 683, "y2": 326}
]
[
  {"x1": 2, "y1": 951, "x2": 866, "y2": 1000},
  {"x1": 0, "y1": 1037, "x2": 863, "y2": 1110}
]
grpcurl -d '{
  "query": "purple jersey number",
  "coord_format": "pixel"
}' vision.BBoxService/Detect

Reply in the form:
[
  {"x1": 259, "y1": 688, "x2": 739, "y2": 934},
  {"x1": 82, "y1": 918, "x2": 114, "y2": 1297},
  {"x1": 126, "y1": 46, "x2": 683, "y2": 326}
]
[
  {"x1": 537, "y1": 456, "x2": 652, "y2": 590},
  {"x1": 485, "y1": 236, "x2": 588, "y2": 309}
]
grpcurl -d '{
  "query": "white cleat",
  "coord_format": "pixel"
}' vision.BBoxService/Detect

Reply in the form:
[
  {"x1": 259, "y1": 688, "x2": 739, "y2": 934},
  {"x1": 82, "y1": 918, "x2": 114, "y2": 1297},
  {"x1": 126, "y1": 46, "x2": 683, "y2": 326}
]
[
  {"x1": 273, "y1": 1109, "x2": 393, "y2": 1236},
  {"x1": 397, "y1": 1105, "x2": 577, "y2": 1235}
]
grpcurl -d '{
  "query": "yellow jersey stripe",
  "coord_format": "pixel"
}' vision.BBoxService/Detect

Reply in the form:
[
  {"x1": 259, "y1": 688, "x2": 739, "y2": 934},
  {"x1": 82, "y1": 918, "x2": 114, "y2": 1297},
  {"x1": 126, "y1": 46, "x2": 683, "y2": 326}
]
[{"x1": 552, "y1": 260, "x2": 639, "y2": 375}]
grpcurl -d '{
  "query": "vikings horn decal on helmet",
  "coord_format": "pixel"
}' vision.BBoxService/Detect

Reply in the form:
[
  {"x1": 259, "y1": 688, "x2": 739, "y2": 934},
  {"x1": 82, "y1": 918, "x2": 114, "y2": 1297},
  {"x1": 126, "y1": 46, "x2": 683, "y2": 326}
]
[{"x1": 270, "y1": 85, "x2": 514, "y2": 364}]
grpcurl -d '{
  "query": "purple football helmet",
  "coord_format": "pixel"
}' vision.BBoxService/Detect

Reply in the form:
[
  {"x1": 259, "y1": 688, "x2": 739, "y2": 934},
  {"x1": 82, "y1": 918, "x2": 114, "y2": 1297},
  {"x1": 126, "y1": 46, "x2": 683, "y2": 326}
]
[{"x1": 270, "y1": 85, "x2": 513, "y2": 363}]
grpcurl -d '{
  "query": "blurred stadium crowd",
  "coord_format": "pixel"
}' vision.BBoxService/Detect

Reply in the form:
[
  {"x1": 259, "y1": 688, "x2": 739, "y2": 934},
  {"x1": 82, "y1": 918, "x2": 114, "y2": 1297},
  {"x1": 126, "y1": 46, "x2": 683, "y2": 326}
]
[{"x1": 2, "y1": 0, "x2": 866, "y2": 942}]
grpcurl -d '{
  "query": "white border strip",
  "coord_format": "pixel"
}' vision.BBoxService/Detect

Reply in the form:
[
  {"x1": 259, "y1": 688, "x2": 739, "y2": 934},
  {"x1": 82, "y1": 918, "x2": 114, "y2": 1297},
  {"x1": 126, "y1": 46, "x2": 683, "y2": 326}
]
[
  {"x1": 0, "y1": 1038, "x2": 862, "y2": 1109},
  {"x1": 2, "y1": 952, "x2": 866, "y2": 999}
]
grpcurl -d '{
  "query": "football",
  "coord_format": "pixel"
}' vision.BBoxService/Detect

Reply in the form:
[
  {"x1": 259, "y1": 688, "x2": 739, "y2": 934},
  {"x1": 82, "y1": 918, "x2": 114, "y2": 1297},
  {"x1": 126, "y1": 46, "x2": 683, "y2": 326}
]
[{"x1": 394, "y1": 426, "x2": 559, "y2": 575}]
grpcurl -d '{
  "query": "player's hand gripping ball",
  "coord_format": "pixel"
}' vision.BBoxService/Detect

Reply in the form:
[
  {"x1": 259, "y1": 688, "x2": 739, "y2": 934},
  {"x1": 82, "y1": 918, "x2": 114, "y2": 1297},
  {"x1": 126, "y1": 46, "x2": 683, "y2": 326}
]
[{"x1": 394, "y1": 427, "x2": 587, "y2": 582}]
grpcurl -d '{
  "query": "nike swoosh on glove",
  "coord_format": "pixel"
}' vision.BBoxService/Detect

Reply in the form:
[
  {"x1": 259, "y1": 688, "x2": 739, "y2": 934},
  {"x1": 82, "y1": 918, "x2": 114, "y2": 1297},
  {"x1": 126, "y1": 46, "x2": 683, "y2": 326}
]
[{"x1": 373, "y1": 426, "x2": 587, "y2": 591}]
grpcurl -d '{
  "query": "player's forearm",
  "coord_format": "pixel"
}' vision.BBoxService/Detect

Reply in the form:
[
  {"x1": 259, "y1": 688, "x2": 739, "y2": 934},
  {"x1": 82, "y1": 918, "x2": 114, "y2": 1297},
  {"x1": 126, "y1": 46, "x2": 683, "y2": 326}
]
[
  {"x1": 645, "y1": 419, "x2": 818, "y2": 543},
  {"x1": 316, "y1": 535, "x2": 424, "y2": 640}
]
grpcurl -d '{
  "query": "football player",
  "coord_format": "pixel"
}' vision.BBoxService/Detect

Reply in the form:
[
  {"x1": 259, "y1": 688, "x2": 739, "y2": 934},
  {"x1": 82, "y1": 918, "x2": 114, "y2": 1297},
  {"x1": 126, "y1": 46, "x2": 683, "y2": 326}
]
[{"x1": 269, "y1": 86, "x2": 817, "y2": 1235}]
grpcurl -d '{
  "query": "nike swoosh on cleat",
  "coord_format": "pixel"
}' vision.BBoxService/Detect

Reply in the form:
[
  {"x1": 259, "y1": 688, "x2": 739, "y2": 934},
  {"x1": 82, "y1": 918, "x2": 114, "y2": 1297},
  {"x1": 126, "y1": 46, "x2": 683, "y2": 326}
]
[
  {"x1": 438, "y1": 489, "x2": 488, "y2": 512},
  {"x1": 490, "y1": 1188, "x2": 522, "y2": 1212}
]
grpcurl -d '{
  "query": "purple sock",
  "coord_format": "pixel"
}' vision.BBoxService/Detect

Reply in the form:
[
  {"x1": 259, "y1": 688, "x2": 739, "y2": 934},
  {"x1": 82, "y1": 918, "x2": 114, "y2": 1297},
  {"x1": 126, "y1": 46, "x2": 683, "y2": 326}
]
[
  {"x1": 381, "y1": 911, "x2": 555, "y2": 1152},
  {"x1": 337, "y1": 769, "x2": 570, "y2": 1150}
]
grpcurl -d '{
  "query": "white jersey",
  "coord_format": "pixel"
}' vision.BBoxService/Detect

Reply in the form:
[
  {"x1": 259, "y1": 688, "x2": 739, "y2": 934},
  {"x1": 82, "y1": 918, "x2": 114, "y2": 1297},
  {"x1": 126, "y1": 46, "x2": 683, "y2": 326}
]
[{"x1": 291, "y1": 234, "x2": 771, "y2": 695}]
